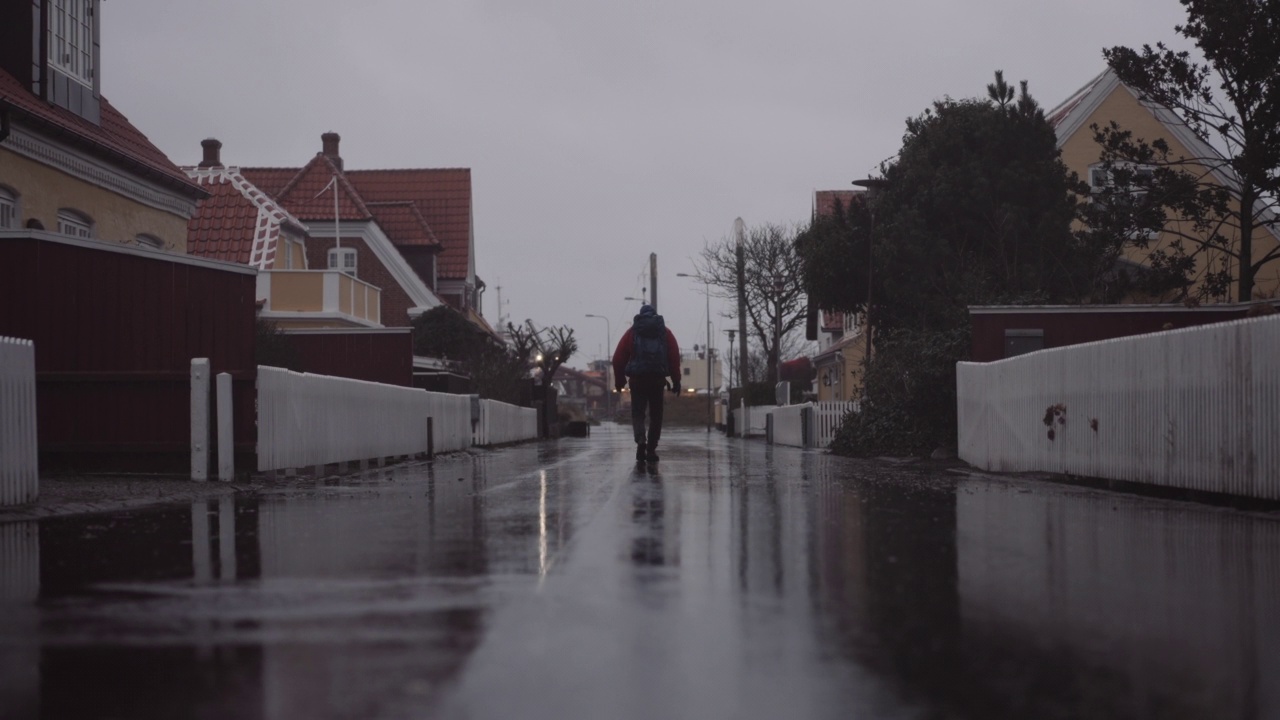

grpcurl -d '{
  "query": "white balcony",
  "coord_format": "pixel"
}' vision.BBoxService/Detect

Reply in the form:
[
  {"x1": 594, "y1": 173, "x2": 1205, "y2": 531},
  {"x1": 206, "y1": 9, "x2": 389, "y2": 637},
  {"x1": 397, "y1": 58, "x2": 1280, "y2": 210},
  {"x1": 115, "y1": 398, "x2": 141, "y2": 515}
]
[{"x1": 257, "y1": 270, "x2": 382, "y2": 328}]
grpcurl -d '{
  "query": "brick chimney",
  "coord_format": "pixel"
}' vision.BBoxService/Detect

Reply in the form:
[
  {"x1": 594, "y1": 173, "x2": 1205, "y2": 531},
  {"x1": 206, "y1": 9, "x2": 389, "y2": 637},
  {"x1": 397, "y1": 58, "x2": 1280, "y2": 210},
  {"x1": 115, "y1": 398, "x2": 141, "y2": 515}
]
[
  {"x1": 199, "y1": 138, "x2": 223, "y2": 168},
  {"x1": 321, "y1": 132, "x2": 343, "y2": 171}
]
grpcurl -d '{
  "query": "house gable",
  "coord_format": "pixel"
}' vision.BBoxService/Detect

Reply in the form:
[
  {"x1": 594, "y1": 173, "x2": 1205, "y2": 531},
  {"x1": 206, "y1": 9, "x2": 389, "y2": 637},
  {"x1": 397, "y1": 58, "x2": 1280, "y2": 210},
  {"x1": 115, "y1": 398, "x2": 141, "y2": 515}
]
[{"x1": 1049, "y1": 69, "x2": 1280, "y2": 300}]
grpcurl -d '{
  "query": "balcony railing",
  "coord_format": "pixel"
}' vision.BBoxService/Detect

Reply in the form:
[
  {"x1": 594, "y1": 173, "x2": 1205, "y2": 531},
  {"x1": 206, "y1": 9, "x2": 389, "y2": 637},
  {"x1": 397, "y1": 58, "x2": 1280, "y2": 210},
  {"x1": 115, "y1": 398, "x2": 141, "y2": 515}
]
[{"x1": 257, "y1": 270, "x2": 382, "y2": 327}]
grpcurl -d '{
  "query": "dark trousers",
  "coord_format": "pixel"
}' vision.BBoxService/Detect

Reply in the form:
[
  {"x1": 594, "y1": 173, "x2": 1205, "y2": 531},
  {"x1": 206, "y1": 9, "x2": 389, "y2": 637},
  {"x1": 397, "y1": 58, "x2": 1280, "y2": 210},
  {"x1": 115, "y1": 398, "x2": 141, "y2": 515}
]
[{"x1": 629, "y1": 375, "x2": 666, "y2": 448}]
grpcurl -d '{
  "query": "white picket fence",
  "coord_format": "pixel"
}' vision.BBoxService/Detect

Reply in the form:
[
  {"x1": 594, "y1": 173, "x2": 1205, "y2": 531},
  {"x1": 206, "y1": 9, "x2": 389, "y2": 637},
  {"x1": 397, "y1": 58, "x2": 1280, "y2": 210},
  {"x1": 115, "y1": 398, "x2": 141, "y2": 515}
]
[
  {"x1": 257, "y1": 366, "x2": 474, "y2": 472},
  {"x1": 765, "y1": 401, "x2": 859, "y2": 449},
  {"x1": 812, "y1": 401, "x2": 858, "y2": 448},
  {"x1": 0, "y1": 337, "x2": 38, "y2": 506},
  {"x1": 958, "y1": 313, "x2": 1280, "y2": 500},
  {"x1": 474, "y1": 399, "x2": 538, "y2": 446}
]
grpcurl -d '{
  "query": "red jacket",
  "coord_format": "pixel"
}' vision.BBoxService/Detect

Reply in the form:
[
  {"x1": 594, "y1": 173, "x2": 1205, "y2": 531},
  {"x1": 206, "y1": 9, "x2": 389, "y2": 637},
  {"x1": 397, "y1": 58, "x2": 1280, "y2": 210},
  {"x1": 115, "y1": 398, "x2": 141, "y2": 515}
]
[{"x1": 612, "y1": 326, "x2": 680, "y2": 387}]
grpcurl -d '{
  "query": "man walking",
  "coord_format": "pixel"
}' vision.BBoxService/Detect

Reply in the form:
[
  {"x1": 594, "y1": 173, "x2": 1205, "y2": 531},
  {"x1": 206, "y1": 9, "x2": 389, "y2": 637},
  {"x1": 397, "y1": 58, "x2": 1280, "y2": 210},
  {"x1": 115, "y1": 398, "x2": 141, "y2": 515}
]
[{"x1": 613, "y1": 305, "x2": 681, "y2": 463}]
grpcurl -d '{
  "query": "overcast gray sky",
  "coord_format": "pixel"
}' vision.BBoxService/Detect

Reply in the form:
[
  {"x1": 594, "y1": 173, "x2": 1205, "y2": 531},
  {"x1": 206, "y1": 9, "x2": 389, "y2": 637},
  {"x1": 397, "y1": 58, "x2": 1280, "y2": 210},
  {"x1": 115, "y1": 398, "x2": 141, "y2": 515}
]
[{"x1": 102, "y1": 0, "x2": 1192, "y2": 366}]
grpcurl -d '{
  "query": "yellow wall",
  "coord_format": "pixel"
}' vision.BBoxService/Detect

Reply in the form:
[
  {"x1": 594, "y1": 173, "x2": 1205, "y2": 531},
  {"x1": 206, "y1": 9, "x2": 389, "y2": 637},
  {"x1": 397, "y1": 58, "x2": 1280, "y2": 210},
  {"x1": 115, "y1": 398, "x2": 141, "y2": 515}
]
[
  {"x1": 269, "y1": 236, "x2": 308, "y2": 270},
  {"x1": 1062, "y1": 85, "x2": 1280, "y2": 300},
  {"x1": 816, "y1": 341, "x2": 865, "y2": 402},
  {"x1": 271, "y1": 272, "x2": 323, "y2": 311},
  {"x1": 0, "y1": 147, "x2": 192, "y2": 252}
]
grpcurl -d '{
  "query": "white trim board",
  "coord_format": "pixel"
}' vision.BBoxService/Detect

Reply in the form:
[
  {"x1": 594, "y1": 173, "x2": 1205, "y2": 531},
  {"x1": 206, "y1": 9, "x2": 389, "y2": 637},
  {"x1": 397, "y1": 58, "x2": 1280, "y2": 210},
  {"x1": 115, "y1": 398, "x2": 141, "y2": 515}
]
[
  {"x1": 0, "y1": 229, "x2": 257, "y2": 274},
  {"x1": 311, "y1": 220, "x2": 443, "y2": 312},
  {"x1": 3, "y1": 126, "x2": 200, "y2": 218}
]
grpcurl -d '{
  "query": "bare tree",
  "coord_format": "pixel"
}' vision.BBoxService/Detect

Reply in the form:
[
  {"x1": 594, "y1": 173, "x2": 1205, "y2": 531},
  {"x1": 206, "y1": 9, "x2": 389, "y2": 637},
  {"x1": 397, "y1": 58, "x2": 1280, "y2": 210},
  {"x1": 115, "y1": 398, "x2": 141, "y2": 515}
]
[{"x1": 695, "y1": 222, "x2": 808, "y2": 385}]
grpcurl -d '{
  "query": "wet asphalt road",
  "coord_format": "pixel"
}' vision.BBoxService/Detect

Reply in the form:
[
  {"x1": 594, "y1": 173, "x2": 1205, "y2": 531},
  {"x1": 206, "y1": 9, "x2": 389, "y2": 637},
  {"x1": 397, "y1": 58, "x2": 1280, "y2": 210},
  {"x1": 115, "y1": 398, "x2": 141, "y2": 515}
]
[{"x1": 2, "y1": 423, "x2": 1279, "y2": 720}]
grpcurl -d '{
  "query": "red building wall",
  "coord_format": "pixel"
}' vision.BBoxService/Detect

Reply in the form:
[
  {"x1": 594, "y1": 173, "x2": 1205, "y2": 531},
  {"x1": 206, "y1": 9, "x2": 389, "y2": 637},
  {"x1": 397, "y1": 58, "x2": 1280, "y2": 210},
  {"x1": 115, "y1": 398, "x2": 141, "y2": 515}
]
[
  {"x1": 970, "y1": 303, "x2": 1279, "y2": 362},
  {"x1": 0, "y1": 234, "x2": 258, "y2": 472}
]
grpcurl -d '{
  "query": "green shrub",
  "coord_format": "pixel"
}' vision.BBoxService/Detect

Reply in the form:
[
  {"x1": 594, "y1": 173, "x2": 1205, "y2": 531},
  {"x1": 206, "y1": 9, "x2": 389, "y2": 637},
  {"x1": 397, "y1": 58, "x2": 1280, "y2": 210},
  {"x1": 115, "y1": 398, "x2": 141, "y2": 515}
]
[{"x1": 830, "y1": 326, "x2": 968, "y2": 457}]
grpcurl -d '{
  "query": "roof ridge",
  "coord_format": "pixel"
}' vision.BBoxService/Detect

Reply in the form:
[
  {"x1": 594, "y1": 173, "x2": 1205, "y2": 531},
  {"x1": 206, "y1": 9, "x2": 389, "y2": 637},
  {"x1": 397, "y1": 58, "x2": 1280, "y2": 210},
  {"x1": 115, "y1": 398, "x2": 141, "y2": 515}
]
[
  {"x1": 345, "y1": 167, "x2": 472, "y2": 174},
  {"x1": 275, "y1": 155, "x2": 374, "y2": 219}
]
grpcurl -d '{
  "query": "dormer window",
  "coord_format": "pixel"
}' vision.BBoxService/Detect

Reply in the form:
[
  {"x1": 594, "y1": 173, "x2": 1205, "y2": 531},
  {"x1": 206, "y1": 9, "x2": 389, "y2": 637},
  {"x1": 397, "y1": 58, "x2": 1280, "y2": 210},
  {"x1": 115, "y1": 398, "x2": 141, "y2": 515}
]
[
  {"x1": 0, "y1": 187, "x2": 17, "y2": 229},
  {"x1": 48, "y1": 0, "x2": 96, "y2": 87},
  {"x1": 57, "y1": 209, "x2": 94, "y2": 239},
  {"x1": 135, "y1": 234, "x2": 164, "y2": 250},
  {"x1": 328, "y1": 247, "x2": 357, "y2": 277}
]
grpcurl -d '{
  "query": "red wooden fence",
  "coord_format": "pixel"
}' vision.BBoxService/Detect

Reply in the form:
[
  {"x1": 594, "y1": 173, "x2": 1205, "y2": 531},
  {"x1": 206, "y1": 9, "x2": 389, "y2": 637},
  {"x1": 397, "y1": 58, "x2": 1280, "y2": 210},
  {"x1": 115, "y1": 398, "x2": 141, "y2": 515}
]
[{"x1": 0, "y1": 232, "x2": 257, "y2": 472}]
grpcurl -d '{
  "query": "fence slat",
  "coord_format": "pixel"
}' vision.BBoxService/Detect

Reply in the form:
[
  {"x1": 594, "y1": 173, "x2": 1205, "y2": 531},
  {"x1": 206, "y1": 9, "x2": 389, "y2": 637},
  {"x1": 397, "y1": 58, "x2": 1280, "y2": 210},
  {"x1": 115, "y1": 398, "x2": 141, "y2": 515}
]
[{"x1": 255, "y1": 366, "x2": 537, "y2": 472}]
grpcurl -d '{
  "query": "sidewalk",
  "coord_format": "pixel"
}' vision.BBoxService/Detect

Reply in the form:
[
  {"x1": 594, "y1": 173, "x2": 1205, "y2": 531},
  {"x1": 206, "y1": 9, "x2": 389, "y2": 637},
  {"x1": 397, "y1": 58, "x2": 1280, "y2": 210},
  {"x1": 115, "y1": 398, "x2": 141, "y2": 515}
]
[{"x1": 0, "y1": 475, "x2": 255, "y2": 524}]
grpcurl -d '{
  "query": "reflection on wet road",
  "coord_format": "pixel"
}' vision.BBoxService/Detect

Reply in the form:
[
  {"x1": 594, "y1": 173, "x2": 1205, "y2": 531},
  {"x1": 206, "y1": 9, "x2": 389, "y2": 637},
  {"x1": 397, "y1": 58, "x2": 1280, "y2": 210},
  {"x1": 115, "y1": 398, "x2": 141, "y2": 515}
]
[{"x1": 1, "y1": 424, "x2": 1278, "y2": 719}]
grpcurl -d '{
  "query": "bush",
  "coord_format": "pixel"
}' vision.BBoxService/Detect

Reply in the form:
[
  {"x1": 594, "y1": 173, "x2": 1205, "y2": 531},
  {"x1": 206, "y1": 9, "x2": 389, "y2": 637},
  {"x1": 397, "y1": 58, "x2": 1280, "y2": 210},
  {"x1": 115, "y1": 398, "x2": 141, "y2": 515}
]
[{"x1": 830, "y1": 326, "x2": 968, "y2": 457}]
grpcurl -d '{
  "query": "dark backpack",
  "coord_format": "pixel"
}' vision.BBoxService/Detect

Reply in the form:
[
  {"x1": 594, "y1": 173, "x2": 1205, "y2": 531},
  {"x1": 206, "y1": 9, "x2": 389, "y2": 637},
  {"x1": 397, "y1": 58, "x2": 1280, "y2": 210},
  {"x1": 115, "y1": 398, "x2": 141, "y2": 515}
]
[{"x1": 625, "y1": 314, "x2": 668, "y2": 377}]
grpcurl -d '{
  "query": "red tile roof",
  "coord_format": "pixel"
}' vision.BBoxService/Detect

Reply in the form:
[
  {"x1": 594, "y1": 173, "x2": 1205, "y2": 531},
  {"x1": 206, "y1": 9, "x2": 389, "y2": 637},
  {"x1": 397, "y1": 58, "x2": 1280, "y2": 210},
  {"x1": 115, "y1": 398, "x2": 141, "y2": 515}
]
[
  {"x1": 346, "y1": 169, "x2": 473, "y2": 280},
  {"x1": 183, "y1": 166, "x2": 308, "y2": 269},
  {"x1": 240, "y1": 160, "x2": 474, "y2": 282},
  {"x1": 272, "y1": 155, "x2": 372, "y2": 221},
  {"x1": 0, "y1": 68, "x2": 204, "y2": 198},
  {"x1": 366, "y1": 201, "x2": 441, "y2": 249},
  {"x1": 237, "y1": 167, "x2": 297, "y2": 197}
]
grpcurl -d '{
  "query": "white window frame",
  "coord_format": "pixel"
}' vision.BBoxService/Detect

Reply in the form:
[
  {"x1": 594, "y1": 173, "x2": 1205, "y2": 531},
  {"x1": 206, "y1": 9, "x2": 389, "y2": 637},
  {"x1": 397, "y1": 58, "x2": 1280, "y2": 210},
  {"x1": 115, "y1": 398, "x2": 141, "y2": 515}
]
[
  {"x1": 1089, "y1": 163, "x2": 1154, "y2": 197},
  {"x1": 48, "y1": 0, "x2": 95, "y2": 87},
  {"x1": 328, "y1": 247, "x2": 357, "y2": 277},
  {"x1": 57, "y1": 209, "x2": 94, "y2": 239},
  {"x1": 0, "y1": 187, "x2": 17, "y2": 229},
  {"x1": 1090, "y1": 163, "x2": 1159, "y2": 239},
  {"x1": 135, "y1": 234, "x2": 164, "y2": 250}
]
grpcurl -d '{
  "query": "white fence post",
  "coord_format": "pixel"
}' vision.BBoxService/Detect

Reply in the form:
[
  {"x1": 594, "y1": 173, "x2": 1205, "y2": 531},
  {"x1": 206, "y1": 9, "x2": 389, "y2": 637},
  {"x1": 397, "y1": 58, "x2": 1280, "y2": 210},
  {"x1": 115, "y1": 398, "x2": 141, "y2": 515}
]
[
  {"x1": 191, "y1": 359, "x2": 210, "y2": 481},
  {"x1": 1, "y1": 337, "x2": 38, "y2": 506},
  {"x1": 216, "y1": 372, "x2": 234, "y2": 481}
]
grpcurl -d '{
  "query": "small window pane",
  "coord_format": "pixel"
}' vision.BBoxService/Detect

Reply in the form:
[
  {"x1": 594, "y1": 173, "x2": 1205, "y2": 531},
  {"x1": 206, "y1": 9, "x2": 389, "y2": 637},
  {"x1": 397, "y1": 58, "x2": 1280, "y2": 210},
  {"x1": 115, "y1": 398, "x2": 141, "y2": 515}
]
[
  {"x1": 0, "y1": 188, "x2": 16, "y2": 229},
  {"x1": 57, "y1": 209, "x2": 93, "y2": 238},
  {"x1": 328, "y1": 247, "x2": 357, "y2": 276}
]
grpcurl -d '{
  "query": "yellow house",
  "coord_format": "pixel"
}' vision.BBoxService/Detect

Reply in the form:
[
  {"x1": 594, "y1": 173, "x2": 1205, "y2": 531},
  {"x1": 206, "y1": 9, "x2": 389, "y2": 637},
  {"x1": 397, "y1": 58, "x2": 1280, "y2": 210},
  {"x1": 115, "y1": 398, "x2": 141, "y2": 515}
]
[
  {"x1": 0, "y1": 1, "x2": 205, "y2": 249},
  {"x1": 1048, "y1": 69, "x2": 1280, "y2": 302},
  {"x1": 809, "y1": 190, "x2": 870, "y2": 402}
]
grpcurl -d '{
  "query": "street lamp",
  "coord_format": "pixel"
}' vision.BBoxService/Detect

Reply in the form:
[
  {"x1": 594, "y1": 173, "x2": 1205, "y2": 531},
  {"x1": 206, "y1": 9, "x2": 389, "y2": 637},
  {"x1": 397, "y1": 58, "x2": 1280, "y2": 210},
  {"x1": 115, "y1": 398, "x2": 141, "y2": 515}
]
[
  {"x1": 676, "y1": 272, "x2": 713, "y2": 432},
  {"x1": 851, "y1": 176, "x2": 889, "y2": 383},
  {"x1": 584, "y1": 313, "x2": 611, "y2": 419}
]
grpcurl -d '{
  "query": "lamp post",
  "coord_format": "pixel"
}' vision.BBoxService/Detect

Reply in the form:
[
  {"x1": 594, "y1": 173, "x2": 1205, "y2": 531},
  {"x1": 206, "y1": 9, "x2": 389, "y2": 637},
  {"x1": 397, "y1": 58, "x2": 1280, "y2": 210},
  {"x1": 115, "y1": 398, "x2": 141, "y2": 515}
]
[
  {"x1": 851, "y1": 177, "x2": 889, "y2": 389},
  {"x1": 677, "y1": 272, "x2": 712, "y2": 432},
  {"x1": 584, "y1": 313, "x2": 611, "y2": 419},
  {"x1": 725, "y1": 328, "x2": 736, "y2": 436}
]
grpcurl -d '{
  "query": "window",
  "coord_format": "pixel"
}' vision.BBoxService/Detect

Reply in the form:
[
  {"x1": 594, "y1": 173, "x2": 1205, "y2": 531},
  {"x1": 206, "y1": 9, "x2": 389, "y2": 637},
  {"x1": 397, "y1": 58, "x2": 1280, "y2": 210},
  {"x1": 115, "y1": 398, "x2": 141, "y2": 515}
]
[
  {"x1": 57, "y1": 209, "x2": 93, "y2": 238},
  {"x1": 328, "y1": 247, "x2": 357, "y2": 277},
  {"x1": 1004, "y1": 329, "x2": 1044, "y2": 358},
  {"x1": 0, "y1": 187, "x2": 17, "y2": 229},
  {"x1": 1089, "y1": 163, "x2": 1154, "y2": 197},
  {"x1": 1090, "y1": 163, "x2": 1159, "y2": 239},
  {"x1": 48, "y1": 0, "x2": 95, "y2": 86},
  {"x1": 135, "y1": 234, "x2": 164, "y2": 250}
]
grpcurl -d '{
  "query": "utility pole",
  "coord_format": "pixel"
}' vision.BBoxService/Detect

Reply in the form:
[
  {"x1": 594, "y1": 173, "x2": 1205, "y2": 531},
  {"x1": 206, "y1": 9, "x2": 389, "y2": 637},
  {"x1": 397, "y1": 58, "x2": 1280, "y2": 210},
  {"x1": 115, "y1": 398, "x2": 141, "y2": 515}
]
[
  {"x1": 734, "y1": 218, "x2": 749, "y2": 388},
  {"x1": 649, "y1": 253, "x2": 658, "y2": 313}
]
